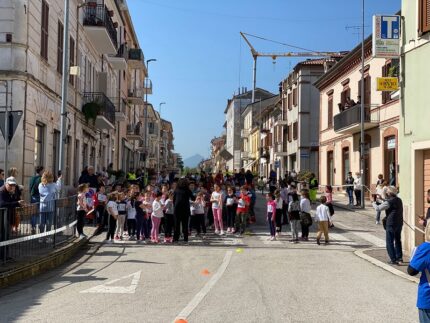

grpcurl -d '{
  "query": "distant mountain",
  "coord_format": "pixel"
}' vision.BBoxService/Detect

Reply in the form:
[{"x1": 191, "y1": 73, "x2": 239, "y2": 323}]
[{"x1": 183, "y1": 154, "x2": 205, "y2": 168}]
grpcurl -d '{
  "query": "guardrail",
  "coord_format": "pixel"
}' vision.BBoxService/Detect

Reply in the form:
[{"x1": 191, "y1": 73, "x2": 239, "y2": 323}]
[{"x1": 0, "y1": 196, "x2": 77, "y2": 265}]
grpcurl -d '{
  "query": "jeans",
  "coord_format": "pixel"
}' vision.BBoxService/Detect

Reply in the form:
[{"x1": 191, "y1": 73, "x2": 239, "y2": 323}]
[
  {"x1": 226, "y1": 206, "x2": 236, "y2": 228},
  {"x1": 419, "y1": 308, "x2": 430, "y2": 323},
  {"x1": 164, "y1": 213, "x2": 174, "y2": 238},
  {"x1": 346, "y1": 189, "x2": 354, "y2": 205},
  {"x1": 39, "y1": 212, "x2": 54, "y2": 233},
  {"x1": 106, "y1": 215, "x2": 117, "y2": 240},
  {"x1": 212, "y1": 208, "x2": 223, "y2": 231},
  {"x1": 290, "y1": 220, "x2": 301, "y2": 240},
  {"x1": 354, "y1": 190, "x2": 361, "y2": 205},
  {"x1": 174, "y1": 213, "x2": 189, "y2": 242},
  {"x1": 192, "y1": 214, "x2": 206, "y2": 234},
  {"x1": 76, "y1": 210, "x2": 85, "y2": 235},
  {"x1": 282, "y1": 202, "x2": 289, "y2": 225},
  {"x1": 386, "y1": 225, "x2": 403, "y2": 262},
  {"x1": 127, "y1": 219, "x2": 136, "y2": 236},
  {"x1": 267, "y1": 213, "x2": 275, "y2": 236},
  {"x1": 235, "y1": 212, "x2": 248, "y2": 234}
]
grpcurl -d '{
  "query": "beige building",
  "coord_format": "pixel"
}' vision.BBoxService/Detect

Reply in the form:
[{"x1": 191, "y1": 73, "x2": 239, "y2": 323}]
[
  {"x1": 0, "y1": 0, "x2": 157, "y2": 189},
  {"x1": 315, "y1": 37, "x2": 399, "y2": 192}
]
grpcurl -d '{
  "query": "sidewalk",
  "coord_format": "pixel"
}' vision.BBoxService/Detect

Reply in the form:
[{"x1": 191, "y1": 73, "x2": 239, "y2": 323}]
[
  {"x1": 0, "y1": 225, "x2": 98, "y2": 288},
  {"x1": 329, "y1": 192, "x2": 377, "y2": 220}
]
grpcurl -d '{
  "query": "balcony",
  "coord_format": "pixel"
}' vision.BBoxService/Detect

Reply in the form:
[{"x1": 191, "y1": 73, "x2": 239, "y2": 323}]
[
  {"x1": 275, "y1": 143, "x2": 288, "y2": 157},
  {"x1": 333, "y1": 103, "x2": 378, "y2": 134},
  {"x1": 143, "y1": 78, "x2": 152, "y2": 95},
  {"x1": 114, "y1": 98, "x2": 127, "y2": 121},
  {"x1": 82, "y1": 92, "x2": 115, "y2": 130},
  {"x1": 83, "y1": 3, "x2": 118, "y2": 55},
  {"x1": 126, "y1": 123, "x2": 144, "y2": 141},
  {"x1": 127, "y1": 88, "x2": 145, "y2": 105},
  {"x1": 241, "y1": 128, "x2": 250, "y2": 138},
  {"x1": 106, "y1": 44, "x2": 128, "y2": 70},
  {"x1": 128, "y1": 48, "x2": 146, "y2": 70},
  {"x1": 241, "y1": 151, "x2": 249, "y2": 159},
  {"x1": 260, "y1": 147, "x2": 270, "y2": 160}
]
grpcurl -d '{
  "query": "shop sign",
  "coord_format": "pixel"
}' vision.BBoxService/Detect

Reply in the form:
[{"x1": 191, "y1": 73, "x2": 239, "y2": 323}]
[
  {"x1": 377, "y1": 77, "x2": 399, "y2": 91},
  {"x1": 372, "y1": 15, "x2": 400, "y2": 58}
]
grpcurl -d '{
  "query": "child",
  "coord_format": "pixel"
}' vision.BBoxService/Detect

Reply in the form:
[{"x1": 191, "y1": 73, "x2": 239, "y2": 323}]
[
  {"x1": 224, "y1": 186, "x2": 237, "y2": 233},
  {"x1": 300, "y1": 190, "x2": 312, "y2": 241},
  {"x1": 192, "y1": 192, "x2": 206, "y2": 237},
  {"x1": 325, "y1": 185, "x2": 335, "y2": 227},
  {"x1": 163, "y1": 192, "x2": 174, "y2": 243},
  {"x1": 135, "y1": 192, "x2": 146, "y2": 242},
  {"x1": 288, "y1": 193, "x2": 301, "y2": 243},
  {"x1": 274, "y1": 190, "x2": 283, "y2": 236},
  {"x1": 126, "y1": 193, "x2": 137, "y2": 240},
  {"x1": 210, "y1": 184, "x2": 224, "y2": 235},
  {"x1": 106, "y1": 193, "x2": 118, "y2": 243},
  {"x1": 76, "y1": 184, "x2": 89, "y2": 238},
  {"x1": 315, "y1": 195, "x2": 332, "y2": 245},
  {"x1": 151, "y1": 191, "x2": 164, "y2": 243},
  {"x1": 266, "y1": 193, "x2": 277, "y2": 241},
  {"x1": 142, "y1": 192, "x2": 153, "y2": 240},
  {"x1": 235, "y1": 186, "x2": 250, "y2": 237},
  {"x1": 115, "y1": 192, "x2": 127, "y2": 240},
  {"x1": 96, "y1": 185, "x2": 107, "y2": 230}
]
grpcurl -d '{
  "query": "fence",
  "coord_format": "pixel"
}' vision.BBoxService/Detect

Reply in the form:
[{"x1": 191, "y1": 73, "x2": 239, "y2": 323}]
[{"x1": 0, "y1": 196, "x2": 77, "y2": 265}]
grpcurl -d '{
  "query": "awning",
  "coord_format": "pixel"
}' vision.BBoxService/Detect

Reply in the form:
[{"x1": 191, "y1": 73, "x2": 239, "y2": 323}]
[
  {"x1": 219, "y1": 148, "x2": 233, "y2": 161},
  {"x1": 244, "y1": 158, "x2": 257, "y2": 170}
]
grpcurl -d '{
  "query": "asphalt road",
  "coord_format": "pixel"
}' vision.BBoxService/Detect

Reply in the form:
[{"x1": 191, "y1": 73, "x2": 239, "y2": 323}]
[{"x1": 0, "y1": 195, "x2": 418, "y2": 323}]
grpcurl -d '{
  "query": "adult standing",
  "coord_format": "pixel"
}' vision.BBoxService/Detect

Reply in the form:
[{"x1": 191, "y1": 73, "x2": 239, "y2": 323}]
[
  {"x1": 353, "y1": 172, "x2": 362, "y2": 207},
  {"x1": 308, "y1": 173, "x2": 318, "y2": 203},
  {"x1": 372, "y1": 186, "x2": 403, "y2": 265},
  {"x1": 173, "y1": 178, "x2": 194, "y2": 243},
  {"x1": 408, "y1": 223, "x2": 430, "y2": 322},
  {"x1": 0, "y1": 169, "x2": 4, "y2": 187},
  {"x1": 79, "y1": 166, "x2": 99, "y2": 191},
  {"x1": 38, "y1": 171, "x2": 62, "y2": 242},
  {"x1": 29, "y1": 166, "x2": 44, "y2": 234},
  {"x1": 345, "y1": 172, "x2": 354, "y2": 206},
  {"x1": 245, "y1": 170, "x2": 254, "y2": 187}
]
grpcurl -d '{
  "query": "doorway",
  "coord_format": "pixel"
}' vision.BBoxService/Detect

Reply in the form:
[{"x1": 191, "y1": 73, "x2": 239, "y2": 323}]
[{"x1": 327, "y1": 151, "x2": 334, "y2": 186}]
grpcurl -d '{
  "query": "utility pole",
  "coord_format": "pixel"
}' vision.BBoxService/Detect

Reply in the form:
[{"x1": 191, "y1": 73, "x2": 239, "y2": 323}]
[
  {"x1": 360, "y1": 0, "x2": 366, "y2": 208},
  {"x1": 59, "y1": 0, "x2": 70, "y2": 185},
  {"x1": 143, "y1": 58, "x2": 156, "y2": 175}
]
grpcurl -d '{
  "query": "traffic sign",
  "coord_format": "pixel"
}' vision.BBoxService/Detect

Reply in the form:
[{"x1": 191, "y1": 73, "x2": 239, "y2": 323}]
[
  {"x1": 274, "y1": 160, "x2": 280, "y2": 168},
  {"x1": 0, "y1": 110, "x2": 23, "y2": 144},
  {"x1": 372, "y1": 15, "x2": 400, "y2": 58}
]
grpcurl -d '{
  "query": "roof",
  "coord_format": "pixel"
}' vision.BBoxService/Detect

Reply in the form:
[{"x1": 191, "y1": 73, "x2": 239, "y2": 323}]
[
  {"x1": 223, "y1": 88, "x2": 275, "y2": 114},
  {"x1": 314, "y1": 35, "x2": 373, "y2": 90},
  {"x1": 252, "y1": 95, "x2": 281, "y2": 119}
]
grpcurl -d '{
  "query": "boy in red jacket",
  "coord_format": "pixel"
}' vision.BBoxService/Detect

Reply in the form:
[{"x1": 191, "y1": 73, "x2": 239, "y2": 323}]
[{"x1": 235, "y1": 186, "x2": 250, "y2": 237}]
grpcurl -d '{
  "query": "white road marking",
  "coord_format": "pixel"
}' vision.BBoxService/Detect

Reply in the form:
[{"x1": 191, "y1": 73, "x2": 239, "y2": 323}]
[
  {"x1": 353, "y1": 232, "x2": 386, "y2": 247},
  {"x1": 80, "y1": 271, "x2": 141, "y2": 294},
  {"x1": 257, "y1": 235, "x2": 283, "y2": 245},
  {"x1": 223, "y1": 238, "x2": 243, "y2": 245},
  {"x1": 173, "y1": 250, "x2": 233, "y2": 322}
]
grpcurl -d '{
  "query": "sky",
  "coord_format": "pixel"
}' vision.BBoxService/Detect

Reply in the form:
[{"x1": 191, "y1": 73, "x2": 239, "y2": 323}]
[{"x1": 127, "y1": 0, "x2": 400, "y2": 160}]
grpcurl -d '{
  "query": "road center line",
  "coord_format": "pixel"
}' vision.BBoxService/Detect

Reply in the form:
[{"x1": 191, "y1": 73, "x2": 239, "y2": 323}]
[{"x1": 173, "y1": 250, "x2": 233, "y2": 322}]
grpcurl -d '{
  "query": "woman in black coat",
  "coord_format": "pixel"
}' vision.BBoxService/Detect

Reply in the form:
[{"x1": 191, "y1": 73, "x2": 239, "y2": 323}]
[{"x1": 173, "y1": 178, "x2": 194, "y2": 243}]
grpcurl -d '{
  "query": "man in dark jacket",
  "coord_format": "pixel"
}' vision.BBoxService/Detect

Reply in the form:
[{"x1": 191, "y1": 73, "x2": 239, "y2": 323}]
[
  {"x1": 372, "y1": 186, "x2": 403, "y2": 265},
  {"x1": 173, "y1": 178, "x2": 194, "y2": 243},
  {"x1": 78, "y1": 166, "x2": 99, "y2": 190}
]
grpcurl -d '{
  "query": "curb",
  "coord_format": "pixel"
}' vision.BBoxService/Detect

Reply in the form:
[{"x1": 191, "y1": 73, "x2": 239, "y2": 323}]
[
  {"x1": 0, "y1": 231, "x2": 100, "y2": 289},
  {"x1": 354, "y1": 248, "x2": 419, "y2": 284}
]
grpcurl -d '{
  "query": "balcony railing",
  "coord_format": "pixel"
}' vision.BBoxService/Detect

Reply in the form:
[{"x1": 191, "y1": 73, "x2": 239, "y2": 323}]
[
  {"x1": 128, "y1": 48, "x2": 145, "y2": 69},
  {"x1": 143, "y1": 78, "x2": 152, "y2": 95},
  {"x1": 83, "y1": 4, "x2": 118, "y2": 49},
  {"x1": 82, "y1": 92, "x2": 115, "y2": 126},
  {"x1": 333, "y1": 103, "x2": 377, "y2": 133}
]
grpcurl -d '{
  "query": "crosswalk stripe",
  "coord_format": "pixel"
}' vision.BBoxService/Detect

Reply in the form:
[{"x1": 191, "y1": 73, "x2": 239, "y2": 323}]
[
  {"x1": 329, "y1": 233, "x2": 357, "y2": 245},
  {"x1": 352, "y1": 232, "x2": 386, "y2": 247},
  {"x1": 257, "y1": 235, "x2": 283, "y2": 245}
]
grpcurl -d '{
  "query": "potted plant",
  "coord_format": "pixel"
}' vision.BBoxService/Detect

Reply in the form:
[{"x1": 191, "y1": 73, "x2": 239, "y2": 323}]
[{"x1": 82, "y1": 101, "x2": 102, "y2": 124}]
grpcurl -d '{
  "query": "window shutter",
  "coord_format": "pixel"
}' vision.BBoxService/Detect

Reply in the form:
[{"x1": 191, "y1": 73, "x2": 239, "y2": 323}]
[
  {"x1": 69, "y1": 37, "x2": 75, "y2": 85},
  {"x1": 420, "y1": 0, "x2": 430, "y2": 33},
  {"x1": 57, "y1": 21, "x2": 63, "y2": 74},
  {"x1": 328, "y1": 96, "x2": 333, "y2": 128}
]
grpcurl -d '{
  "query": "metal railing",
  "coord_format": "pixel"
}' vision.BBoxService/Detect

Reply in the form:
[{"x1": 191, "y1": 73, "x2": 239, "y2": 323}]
[
  {"x1": 333, "y1": 103, "x2": 374, "y2": 132},
  {"x1": 0, "y1": 196, "x2": 77, "y2": 265},
  {"x1": 128, "y1": 48, "x2": 145, "y2": 63},
  {"x1": 83, "y1": 3, "x2": 118, "y2": 49},
  {"x1": 82, "y1": 92, "x2": 116, "y2": 125}
]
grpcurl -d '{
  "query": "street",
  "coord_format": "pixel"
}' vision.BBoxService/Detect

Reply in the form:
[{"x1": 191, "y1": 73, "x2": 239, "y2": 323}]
[{"x1": 0, "y1": 195, "x2": 418, "y2": 323}]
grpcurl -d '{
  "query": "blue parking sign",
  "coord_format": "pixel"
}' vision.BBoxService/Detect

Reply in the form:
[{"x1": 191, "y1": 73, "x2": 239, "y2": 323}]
[{"x1": 380, "y1": 16, "x2": 399, "y2": 39}]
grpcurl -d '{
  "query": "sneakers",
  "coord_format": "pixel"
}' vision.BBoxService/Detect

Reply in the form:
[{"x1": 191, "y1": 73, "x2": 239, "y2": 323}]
[
  {"x1": 220, "y1": 230, "x2": 225, "y2": 235},
  {"x1": 269, "y1": 236, "x2": 275, "y2": 241},
  {"x1": 376, "y1": 221, "x2": 380, "y2": 225},
  {"x1": 215, "y1": 230, "x2": 220, "y2": 235},
  {"x1": 114, "y1": 235, "x2": 120, "y2": 240},
  {"x1": 316, "y1": 238, "x2": 321, "y2": 245}
]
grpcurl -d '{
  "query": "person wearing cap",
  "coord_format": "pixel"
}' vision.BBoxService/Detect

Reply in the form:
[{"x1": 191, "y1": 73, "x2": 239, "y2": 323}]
[
  {"x1": 0, "y1": 177, "x2": 25, "y2": 244},
  {"x1": 372, "y1": 186, "x2": 404, "y2": 265}
]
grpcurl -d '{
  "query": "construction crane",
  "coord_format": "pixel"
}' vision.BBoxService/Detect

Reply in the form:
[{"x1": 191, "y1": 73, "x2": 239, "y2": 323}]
[{"x1": 240, "y1": 32, "x2": 343, "y2": 103}]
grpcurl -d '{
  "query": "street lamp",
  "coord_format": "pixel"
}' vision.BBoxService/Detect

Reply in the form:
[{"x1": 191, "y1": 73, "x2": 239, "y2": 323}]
[
  {"x1": 143, "y1": 58, "x2": 156, "y2": 174},
  {"x1": 157, "y1": 102, "x2": 166, "y2": 180}
]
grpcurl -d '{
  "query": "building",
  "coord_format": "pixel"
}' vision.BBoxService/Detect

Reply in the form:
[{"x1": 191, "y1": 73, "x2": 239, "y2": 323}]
[
  {"x1": 280, "y1": 58, "x2": 342, "y2": 177},
  {"x1": 223, "y1": 88, "x2": 274, "y2": 172},
  {"x1": 241, "y1": 95, "x2": 278, "y2": 174},
  {"x1": 399, "y1": 0, "x2": 430, "y2": 253},
  {"x1": 315, "y1": 36, "x2": 400, "y2": 194},
  {"x1": 0, "y1": 0, "x2": 154, "y2": 189},
  {"x1": 210, "y1": 135, "x2": 226, "y2": 173}
]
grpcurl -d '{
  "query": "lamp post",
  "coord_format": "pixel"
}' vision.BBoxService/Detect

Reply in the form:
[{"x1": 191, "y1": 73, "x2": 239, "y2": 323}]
[
  {"x1": 143, "y1": 58, "x2": 156, "y2": 175},
  {"x1": 360, "y1": 0, "x2": 365, "y2": 208},
  {"x1": 157, "y1": 102, "x2": 166, "y2": 181}
]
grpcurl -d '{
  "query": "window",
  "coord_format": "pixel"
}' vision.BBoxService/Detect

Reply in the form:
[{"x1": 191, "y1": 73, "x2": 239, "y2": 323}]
[
  {"x1": 34, "y1": 123, "x2": 45, "y2": 167},
  {"x1": 419, "y1": 0, "x2": 430, "y2": 34},
  {"x1": 288, "y1": 92, "x2": 292, "y2": 110},
  {"x1": 342, "y1": 147, "x2": 350, "y2": 181},
  {"x1": 293, "y1": 122, "x2": 298, "y2": 140},
  {"x1": 57, "y1": 21, "x2": 63, "y2": 74},
  {"x1": 358, "y1": 76, "x2": 371, "y2": 108},
  {"x1": 69, "y1": 37, "x2": 75, "y2": 85},
  {"x1": 327, "y1": 95, "x2": 333, "y2": 128},
  {"x1": 293, "y1": 88, "x2": 297, "y2": 106},
  {"x1": 41, "y1": 0, "x2": 49, "y2": 60},
  {"x1": 340, "y1": 88, "x2": 351, "y2": 108},
  {"x1": 288, "y1": 124, "x2": 292, "y2": 142},
  {"x1": 382, "y1": 60, "x2": 399, "y2": 104},
  {"x1": 82, "y1": 143, "x2": 88, "y2": 169}
]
